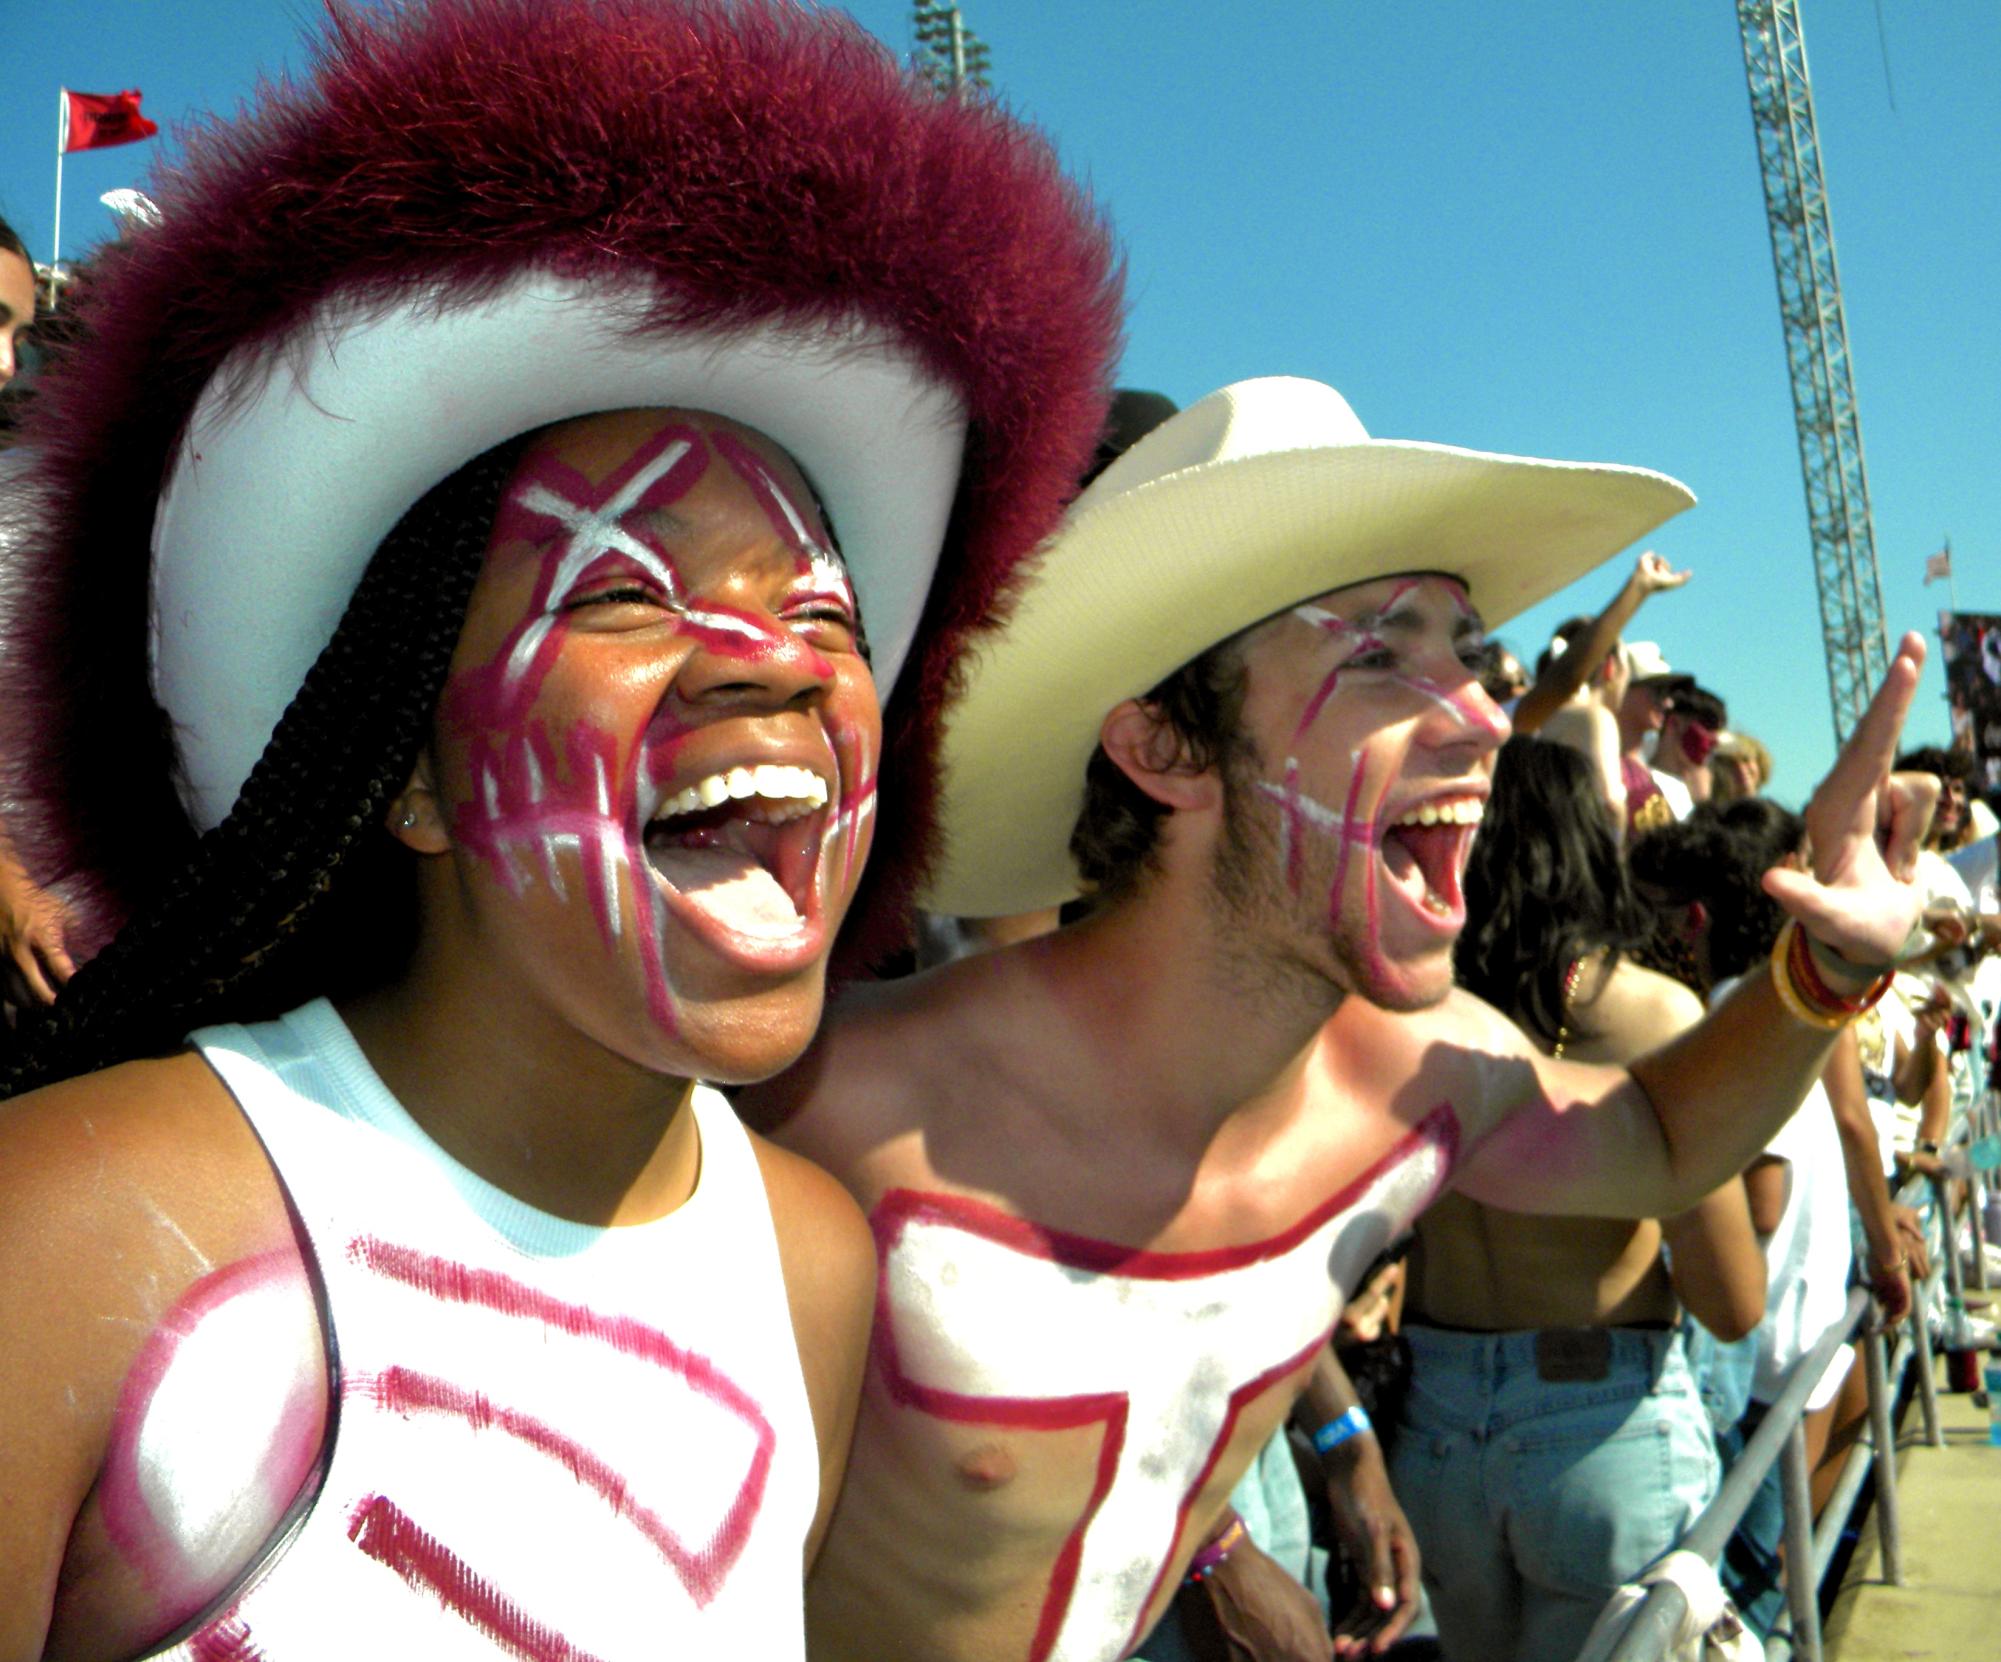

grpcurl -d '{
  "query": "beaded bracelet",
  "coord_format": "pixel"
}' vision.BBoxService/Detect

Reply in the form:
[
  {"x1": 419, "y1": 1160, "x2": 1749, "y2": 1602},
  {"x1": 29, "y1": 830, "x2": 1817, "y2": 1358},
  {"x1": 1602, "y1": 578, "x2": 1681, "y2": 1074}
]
[
  {"x1": 1311, "y1": 1404, "x2": 1373, "y2": 1455},
  {"x1": 1769, "y1": 919, "x2": 1892, "y2": 1030},
  {"x1": 1186, "y1": 1515, "x2": 1247, "y2": 1583}
]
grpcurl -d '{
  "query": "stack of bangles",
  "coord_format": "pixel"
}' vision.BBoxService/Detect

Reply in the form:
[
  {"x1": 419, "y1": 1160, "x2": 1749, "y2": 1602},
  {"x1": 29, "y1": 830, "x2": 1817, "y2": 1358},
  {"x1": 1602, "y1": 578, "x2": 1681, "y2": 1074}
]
[{"x1": 1769, "y1": 919, "x2": 1894, "y2": 1029}]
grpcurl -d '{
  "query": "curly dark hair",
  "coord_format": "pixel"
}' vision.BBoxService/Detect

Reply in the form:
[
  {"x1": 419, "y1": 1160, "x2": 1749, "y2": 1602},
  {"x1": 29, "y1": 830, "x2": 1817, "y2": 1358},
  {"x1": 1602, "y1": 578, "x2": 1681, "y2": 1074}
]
[
  {"x1": 1068, "y1": 635, "x2": 1253, "y2": 902},
  {"x1": 3, "y1": 438, "x2": 527, "y2": 1097},
  {"x1": 1626, "y1": 796, "x2": 1805, "y2": 993},
  {"x1": 1454, "y1": 736, "x2": 1652, "y2": 1048},
  {"x1": 1666, "y1": 683, "x2": 1727, "y2": 733},
  {"x1": 1893, "y1": 744, "x2": 1975, "y2": 784}
]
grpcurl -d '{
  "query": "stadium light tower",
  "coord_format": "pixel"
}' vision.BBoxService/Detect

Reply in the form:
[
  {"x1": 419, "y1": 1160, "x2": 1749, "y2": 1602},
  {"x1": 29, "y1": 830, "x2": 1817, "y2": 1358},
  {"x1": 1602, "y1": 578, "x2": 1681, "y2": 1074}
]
[
  {"x1": 1738, "y1": 0, "x2": 1890, "y2": 743},
  {"x1": 912, "y1": 3, "x2": 992, "y2": 94}
]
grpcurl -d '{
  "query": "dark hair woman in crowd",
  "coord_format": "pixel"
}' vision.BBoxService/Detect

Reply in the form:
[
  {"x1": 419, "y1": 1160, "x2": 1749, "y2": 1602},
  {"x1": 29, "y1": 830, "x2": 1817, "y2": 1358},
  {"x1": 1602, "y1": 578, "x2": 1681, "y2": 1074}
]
[{"x1": 1382, "y1": 736, "x2": 1763, "y2": 1662}]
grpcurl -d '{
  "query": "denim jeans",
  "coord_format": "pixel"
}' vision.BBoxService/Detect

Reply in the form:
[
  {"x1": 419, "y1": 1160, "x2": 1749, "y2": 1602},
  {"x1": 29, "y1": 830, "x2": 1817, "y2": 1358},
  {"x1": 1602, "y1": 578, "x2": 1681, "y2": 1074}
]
[{"x1": 1389, "y1": 1324, "x2": 1721, "y2": 1662}]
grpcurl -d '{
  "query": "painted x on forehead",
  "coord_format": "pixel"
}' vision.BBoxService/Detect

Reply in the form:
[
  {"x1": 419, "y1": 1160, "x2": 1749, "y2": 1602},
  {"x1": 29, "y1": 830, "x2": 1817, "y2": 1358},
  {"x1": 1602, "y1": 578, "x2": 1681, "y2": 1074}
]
[
  {"x1": 437, "y1": 414, "x2": 878, "y2": 1044},
  {"x1": 1248, "y1": 574, "x2": 1506, "y2": 1002}
]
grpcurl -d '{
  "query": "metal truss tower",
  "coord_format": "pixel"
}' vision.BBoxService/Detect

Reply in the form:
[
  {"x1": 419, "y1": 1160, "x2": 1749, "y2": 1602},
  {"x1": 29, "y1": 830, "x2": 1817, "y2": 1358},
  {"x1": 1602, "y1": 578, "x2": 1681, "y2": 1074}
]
[
  {"x1": 912, "y1": 3, "x2": 992, "y2": 95},
  {"x1": 1738, "y1": 0, "x2": 1890, "y2": 742}
]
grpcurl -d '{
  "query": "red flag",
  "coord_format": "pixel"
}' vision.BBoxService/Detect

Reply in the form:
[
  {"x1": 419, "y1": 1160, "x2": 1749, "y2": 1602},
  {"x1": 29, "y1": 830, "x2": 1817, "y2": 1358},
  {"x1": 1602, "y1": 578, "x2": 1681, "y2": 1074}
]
[{"x1": 60, "y1": 89, "x2": 159, "y2": 154}]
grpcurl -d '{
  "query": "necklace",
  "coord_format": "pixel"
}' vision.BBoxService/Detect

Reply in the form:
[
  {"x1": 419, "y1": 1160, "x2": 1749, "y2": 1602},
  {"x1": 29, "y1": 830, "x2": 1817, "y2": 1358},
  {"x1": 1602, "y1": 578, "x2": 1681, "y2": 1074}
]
[{"x1": 1551, "y1": 957, "x2": 1585, "y2": 1060}]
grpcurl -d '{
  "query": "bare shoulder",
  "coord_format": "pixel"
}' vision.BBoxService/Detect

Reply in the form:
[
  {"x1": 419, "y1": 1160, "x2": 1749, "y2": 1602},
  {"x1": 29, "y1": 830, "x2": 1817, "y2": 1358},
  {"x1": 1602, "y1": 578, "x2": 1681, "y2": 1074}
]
[
  {"x1": 1323, "y1": 985, "x2": 1537, "y2": 1071},
  {"x1": 0, "y1": 1051, "x2": 291, "y2": 1350},
  {"x1": 1577, "y1": 959, "x2": 1704, "y2": 1058},
  {"x1": 741, "y1": 954, "x2": 1007, "y2": 1168},
  {"x1": 0, "y1": 1050, "x2": 279, "y2": 1250},
  {"x1": 1319, "y1": 987, "x2": 1543, "y2": 1141},
  {"x1": 748, "y1": 1128, "x2": 876, "y2": 1304}
]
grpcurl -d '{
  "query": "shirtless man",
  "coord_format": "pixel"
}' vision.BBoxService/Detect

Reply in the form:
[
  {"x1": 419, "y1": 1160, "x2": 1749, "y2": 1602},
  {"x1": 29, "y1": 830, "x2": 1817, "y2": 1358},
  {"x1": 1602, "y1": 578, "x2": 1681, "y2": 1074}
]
[{"x1": 750, "y1": 376, "x2": 1934, "y2": 1662}]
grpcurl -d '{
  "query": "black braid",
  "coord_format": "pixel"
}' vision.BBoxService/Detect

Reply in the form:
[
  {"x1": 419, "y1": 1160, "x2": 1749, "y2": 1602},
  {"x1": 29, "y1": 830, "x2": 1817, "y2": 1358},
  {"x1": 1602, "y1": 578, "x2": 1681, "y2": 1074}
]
[{"x1": 4, "y1": 438, "x2": 531, "y2": 1098}]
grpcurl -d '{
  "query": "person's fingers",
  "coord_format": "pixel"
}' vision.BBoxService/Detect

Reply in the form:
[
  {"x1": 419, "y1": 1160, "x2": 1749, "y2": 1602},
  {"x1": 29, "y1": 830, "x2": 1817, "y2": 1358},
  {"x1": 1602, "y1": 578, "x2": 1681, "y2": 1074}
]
[
  {"x1": 1809, "y1": 635, "x2": 1925, "y2": 848},
  {"x1": 12, "y1": 940, "x2": 55, "y2": 1006},
  {"x1": 1372, "y1": 1542, "x2": 1420, "y2": 1650},
  {"x1": 1879, "y1": 773, "x2": 1939, "y2": 883},
  {"x1": 41, "y1": 935, "x2": 75, "y2": 984}
]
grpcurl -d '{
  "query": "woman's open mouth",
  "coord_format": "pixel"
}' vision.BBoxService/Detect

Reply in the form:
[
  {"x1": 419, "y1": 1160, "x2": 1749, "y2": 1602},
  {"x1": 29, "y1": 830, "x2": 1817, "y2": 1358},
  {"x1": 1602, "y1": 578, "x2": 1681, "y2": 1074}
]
[{"x1": 641, "y1": 763, "x2": 833, "y2": 965}]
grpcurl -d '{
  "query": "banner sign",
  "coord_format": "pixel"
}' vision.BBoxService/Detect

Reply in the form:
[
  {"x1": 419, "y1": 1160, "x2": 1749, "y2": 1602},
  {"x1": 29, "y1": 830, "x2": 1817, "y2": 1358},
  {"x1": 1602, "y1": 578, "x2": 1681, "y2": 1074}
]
[{"x1": 1940, "y1": 610, "x2": 2001, "y2": 789}]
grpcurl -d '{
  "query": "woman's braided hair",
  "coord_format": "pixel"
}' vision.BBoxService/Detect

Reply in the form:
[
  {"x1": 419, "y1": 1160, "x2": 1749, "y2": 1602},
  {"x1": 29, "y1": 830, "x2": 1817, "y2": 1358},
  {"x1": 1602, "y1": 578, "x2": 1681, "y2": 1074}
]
[{"x1": 4, "y1": 438, "x2": 529, "y2": 1097}]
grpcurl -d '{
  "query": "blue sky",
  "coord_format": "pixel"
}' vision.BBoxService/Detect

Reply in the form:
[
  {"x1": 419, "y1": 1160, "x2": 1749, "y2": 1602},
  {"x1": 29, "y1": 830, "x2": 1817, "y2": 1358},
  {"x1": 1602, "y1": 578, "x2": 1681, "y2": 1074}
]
[{"x1": 5, "y1": 2, "x2": 1995, "y2": 803}]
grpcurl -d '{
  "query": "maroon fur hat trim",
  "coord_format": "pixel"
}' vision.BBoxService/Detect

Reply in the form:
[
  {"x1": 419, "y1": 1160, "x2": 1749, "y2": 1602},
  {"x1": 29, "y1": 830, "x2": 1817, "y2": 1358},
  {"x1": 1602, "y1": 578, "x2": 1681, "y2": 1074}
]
[{"x1": 3, "y1": 0, "x2": 1122, "y2": 970}]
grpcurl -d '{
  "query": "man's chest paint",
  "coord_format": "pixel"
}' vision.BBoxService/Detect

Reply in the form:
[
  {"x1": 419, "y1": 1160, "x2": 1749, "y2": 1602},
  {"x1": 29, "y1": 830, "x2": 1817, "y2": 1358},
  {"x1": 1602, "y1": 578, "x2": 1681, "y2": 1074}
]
[{"x1": 869, "y1": 1106, "x2": 1456, "y2": 1662}]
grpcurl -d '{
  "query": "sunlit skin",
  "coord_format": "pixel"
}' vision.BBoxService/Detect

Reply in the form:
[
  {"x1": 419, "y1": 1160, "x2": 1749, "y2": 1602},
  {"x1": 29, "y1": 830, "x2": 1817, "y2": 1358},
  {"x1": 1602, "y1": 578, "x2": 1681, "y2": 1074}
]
[
  {"x1": 1234, "y1": 574, "x2": 1509, "y2": 1010},
  {"x1": 0, "y1": 248, "x2": 35, "y2": 385},
  {"x1": 754, "y1": 568, "x2": 1933, "y2": 1662},
  {"x1": 408, "y1": 407, "x2": 879, "y2": 1093}
]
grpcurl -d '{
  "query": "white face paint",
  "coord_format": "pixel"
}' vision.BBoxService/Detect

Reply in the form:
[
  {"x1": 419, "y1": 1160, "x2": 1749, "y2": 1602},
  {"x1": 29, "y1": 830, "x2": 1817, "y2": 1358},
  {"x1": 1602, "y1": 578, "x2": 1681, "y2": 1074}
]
[{"x1": 871, "y1": 1111, "x2": 1455, "y2": 1662}]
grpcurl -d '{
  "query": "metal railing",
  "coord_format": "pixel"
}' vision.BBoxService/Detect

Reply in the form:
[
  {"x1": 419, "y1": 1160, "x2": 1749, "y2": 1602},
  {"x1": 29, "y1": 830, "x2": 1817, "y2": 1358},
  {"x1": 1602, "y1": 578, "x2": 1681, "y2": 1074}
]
[{"x1": 1579, "y1": 1100, "x2": 1992, "y2": 1662}]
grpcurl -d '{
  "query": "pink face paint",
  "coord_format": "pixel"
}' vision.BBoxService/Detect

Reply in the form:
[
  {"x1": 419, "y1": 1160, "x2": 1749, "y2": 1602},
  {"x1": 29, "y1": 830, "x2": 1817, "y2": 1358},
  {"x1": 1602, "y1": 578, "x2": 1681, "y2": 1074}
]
[
  {"x1": 437, "y1": 413, "x2": 876, "y2": 1046},
  {"x1": 710, "y1": 426, "x2": 835, "y2": 563},
  {"x1": 1288, "y1": 608, "x2": 1380, "y2": 743},
  {"x1": 676, "y1": 598, "x2": 836, "y2": 681},
  {"x1": 451, "y1": 423, "x2": 711, "y2": 733},
  {"x1": 98, "y1": 1251, "x2": 327, "y2": 1622},
  {"x1": 1392, "y1": 673, "x2": 1511, "y2": 741},
  {"x1": 439, "y1": 427, "x2": 717, "y2": 1042}
]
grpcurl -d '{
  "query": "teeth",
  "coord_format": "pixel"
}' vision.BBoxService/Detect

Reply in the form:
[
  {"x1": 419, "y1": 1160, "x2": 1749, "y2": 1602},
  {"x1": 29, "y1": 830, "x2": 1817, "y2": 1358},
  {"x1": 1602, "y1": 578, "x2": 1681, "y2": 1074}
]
[
  {"x1": 652, "y1": 765, "x2": 831, "y2": 825},
  {"x1": 1392, "y1": 798, "x2": 1484, "y2": 829}
]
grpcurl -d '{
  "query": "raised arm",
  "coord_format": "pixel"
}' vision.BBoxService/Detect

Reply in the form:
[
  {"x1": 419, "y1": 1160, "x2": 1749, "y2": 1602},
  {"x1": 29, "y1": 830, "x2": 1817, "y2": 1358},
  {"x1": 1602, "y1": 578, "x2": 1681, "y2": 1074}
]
[
  {"x1": 1453, "y1": 636, "x2": 1932, "y2": 1218},
  {"x1": 1510, "y1": 551, "x2": 1689, "y2": 735}
]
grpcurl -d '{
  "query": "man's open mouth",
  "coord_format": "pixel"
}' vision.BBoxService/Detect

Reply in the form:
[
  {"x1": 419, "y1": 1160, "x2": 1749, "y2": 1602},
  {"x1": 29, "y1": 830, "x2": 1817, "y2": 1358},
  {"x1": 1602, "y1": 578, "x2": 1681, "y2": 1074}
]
[
  {"x1": 642, "y1": 764, "x2": 831, "y2": 946},
  {"x1": 1379, "y1": 795, "x2": 1484, "y2": 923}
]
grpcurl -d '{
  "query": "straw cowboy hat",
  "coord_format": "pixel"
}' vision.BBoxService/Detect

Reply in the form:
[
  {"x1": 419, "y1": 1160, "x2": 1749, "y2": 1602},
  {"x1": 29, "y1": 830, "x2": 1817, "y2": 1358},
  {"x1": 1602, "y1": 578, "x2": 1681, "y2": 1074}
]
[
  {"x1": 2, "y1": 0, "x2": 1122, "y2": 967},
  {"x1": 925, "y1": 375, "x2": 1696, "y2": 917}
]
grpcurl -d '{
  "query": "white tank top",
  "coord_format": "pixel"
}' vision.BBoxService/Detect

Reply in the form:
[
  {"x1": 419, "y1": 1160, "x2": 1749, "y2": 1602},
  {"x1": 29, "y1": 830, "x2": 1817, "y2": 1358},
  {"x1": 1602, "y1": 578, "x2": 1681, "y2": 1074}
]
[{"x1": 158, "y1": 998, "x2": 816, "y2": 1659}]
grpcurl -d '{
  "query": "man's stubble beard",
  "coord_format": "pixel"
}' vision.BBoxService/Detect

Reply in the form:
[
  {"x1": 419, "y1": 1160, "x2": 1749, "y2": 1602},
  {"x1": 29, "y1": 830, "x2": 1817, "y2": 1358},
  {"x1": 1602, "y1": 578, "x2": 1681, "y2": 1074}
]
[
  {"x1": 1205, "y1": 760, "x2": 1363, "y2": 1019},
  {"x1": 1207, "y1": 757, "x2": 1458, "y2": 1018}
]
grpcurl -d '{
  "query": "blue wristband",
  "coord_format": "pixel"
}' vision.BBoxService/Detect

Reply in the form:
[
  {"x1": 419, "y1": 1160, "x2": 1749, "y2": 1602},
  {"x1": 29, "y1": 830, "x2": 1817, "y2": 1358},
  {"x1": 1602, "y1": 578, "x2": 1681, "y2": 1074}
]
[{"x1": 1312, "y1": 1405, "x2": 1372, "y2": 1455}]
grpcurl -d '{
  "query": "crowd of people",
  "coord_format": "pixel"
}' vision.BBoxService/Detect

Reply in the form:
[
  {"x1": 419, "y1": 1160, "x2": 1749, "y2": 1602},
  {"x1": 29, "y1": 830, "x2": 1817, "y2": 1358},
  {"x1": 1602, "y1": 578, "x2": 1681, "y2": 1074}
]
[{"x1": 0, "y1": 4, "x2": 1989, "y2": 1661}]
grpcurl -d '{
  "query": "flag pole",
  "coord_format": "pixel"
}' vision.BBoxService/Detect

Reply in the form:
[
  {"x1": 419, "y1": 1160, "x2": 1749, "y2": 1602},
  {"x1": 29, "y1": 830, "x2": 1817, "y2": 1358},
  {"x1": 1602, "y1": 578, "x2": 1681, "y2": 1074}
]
[
  {"x1": 1947, "y1": 536, "x2": 1959, "y2": 615},
  {"x1": 50, "y1": 87, "x2": 66, "y2": 312}
]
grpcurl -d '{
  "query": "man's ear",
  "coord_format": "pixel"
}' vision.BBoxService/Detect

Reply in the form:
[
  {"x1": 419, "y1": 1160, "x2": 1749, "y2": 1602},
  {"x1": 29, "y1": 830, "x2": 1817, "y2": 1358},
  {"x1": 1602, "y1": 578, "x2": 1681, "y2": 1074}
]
[
  {"x1": 384, "y1": 750, "x2": 453, "y2": 855},
  {"x1": 1098, "y1": 700, "x2": 1225, "y2": 814}
]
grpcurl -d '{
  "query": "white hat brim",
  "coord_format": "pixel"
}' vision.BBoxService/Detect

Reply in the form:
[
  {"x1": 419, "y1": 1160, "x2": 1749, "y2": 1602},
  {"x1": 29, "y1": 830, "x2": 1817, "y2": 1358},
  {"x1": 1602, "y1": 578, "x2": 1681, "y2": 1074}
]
[
  {"x1": 926, "y1": 437, "x2": 1694, "y2": 917},
  {"x1": 152, "y1": 270, "x2": 965, "y2": 830}
]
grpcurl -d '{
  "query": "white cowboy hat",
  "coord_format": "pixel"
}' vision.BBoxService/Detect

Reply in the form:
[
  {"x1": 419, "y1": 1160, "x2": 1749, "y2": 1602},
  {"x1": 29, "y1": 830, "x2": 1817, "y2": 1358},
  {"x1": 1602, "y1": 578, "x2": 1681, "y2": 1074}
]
[{"x1": 925, "y1": 375, "x2": 1697, "y2": 917}]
